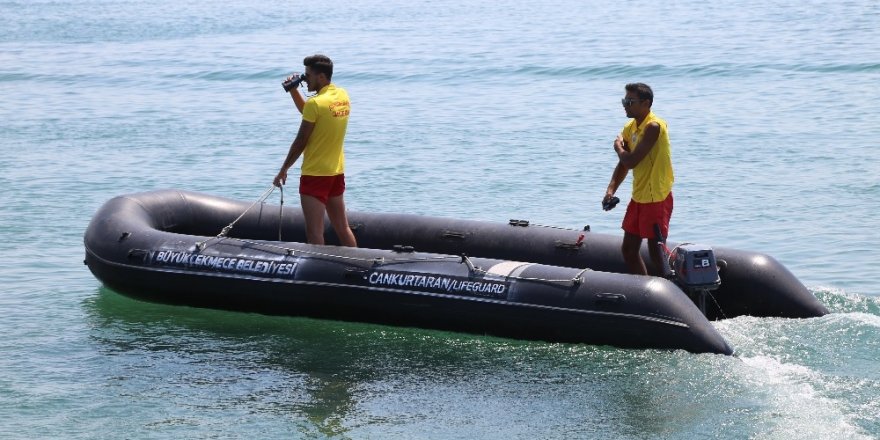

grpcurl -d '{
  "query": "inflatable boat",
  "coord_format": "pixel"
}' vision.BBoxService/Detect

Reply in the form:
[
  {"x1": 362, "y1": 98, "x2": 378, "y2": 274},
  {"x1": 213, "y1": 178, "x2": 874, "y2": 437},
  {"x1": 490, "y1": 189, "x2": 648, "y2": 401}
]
[{"x1": 83, "y1": 189, "x2": 828, "y2": 355}]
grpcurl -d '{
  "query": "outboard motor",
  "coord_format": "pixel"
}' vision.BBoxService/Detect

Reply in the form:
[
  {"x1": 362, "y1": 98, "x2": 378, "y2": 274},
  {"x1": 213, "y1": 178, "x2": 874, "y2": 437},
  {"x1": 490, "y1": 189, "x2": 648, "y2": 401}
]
[
  {"x1": 653, "y1": 224, "x2": 721, "y2": 316},
  {"x1": 669, "y1": 244, "x2": 721, "y2": 314}
]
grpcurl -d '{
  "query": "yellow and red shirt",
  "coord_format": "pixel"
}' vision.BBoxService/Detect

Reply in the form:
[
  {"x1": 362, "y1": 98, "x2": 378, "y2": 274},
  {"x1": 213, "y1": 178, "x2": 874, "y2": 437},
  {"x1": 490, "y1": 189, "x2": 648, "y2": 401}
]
[
  {"x1": 621, "y1": 111, "x2": 674, "y2": 203},
  {"x1": 301, "y1": 84, "x2": 350, "y2": 176}
]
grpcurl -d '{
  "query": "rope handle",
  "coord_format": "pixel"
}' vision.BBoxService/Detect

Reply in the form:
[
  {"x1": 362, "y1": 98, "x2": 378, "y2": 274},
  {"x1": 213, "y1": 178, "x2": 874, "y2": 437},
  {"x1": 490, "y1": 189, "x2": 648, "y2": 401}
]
[
  {"x1": 193, "y1": 186, "x2": 588, "y2": 288},
  {"x1": 196, "y1": 185, "x2": 278, "y2": 251}
]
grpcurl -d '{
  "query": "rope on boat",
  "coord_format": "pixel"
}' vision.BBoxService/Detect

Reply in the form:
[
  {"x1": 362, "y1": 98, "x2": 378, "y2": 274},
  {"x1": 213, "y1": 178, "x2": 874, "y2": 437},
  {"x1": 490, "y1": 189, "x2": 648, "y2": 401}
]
[
  {"x1": 195, "y1": 185, "x2": 277, "y2": 251},
  {"x1": 194, "y1": 190, "x2": 726, "y2": 313},
  {"x1": 209, "y1": 234, "x2": 585, "y2": 287},
  {"x1": 194, "y1": 188, "x2": 589, "y2": 287},
  {"x1": 706, "y1": 291, "x2": 729, "y2": 320},
  {"x1": 278, "y1": 185, "x2": 284, "y2": 241},
  {"x1": 509, "y1": 218, "x2": 586, "y2": 232}
]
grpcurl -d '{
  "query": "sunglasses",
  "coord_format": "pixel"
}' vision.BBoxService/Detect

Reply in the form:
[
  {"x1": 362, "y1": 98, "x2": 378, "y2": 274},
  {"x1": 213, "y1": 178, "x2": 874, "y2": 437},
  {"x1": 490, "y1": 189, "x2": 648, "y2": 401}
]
[{"x1": 621, "y1": 98, "x2": 646, "y2": 107}]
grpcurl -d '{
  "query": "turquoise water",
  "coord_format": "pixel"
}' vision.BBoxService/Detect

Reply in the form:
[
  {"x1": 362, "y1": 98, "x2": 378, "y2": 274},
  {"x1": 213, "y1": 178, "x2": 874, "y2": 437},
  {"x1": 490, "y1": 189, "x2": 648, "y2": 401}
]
[{"x1": 2, "y1": 0, "x2": 880, "y2": 438}]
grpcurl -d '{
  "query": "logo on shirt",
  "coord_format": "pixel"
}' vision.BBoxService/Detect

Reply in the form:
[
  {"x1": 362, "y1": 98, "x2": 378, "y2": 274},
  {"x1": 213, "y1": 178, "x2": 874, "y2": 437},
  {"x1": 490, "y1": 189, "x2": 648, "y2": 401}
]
[{"x1": 329, "y1": 100, "x2": 350, "y2": 117}]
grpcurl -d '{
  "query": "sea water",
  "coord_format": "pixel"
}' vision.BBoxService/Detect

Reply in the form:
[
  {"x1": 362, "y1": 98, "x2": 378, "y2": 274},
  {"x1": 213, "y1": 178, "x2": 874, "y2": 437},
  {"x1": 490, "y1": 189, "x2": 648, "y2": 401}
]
[{"x1": 1, "y1": 0, "x2": 879, "y2": 438}]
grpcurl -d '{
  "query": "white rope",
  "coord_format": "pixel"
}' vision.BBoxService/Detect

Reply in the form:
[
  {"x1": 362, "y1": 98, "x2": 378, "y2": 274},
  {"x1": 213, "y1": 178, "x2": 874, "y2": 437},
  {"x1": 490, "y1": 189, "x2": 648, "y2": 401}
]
[
  {"x1": 211, "y1": 234, "x2": 585, "y2": 287},
  {"x1": 193, "y1": 186, "x2": 589, "y2": 287},
  {"x1": 278, "y1": 186, "x2": 284, "y2": 241},
  {"x1": 195, "y1": 185, "x2": 277, "y2": 251}
]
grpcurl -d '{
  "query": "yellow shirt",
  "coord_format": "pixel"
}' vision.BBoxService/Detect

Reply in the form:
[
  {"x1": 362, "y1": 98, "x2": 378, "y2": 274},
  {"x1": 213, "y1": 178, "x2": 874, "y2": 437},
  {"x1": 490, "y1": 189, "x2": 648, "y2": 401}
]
[
  {"x1": 301, "y1": 84, "x2": 350, "y2": 176},
  {"x1": 621, "y1": 111, "x2": 674, "y2": 203}
]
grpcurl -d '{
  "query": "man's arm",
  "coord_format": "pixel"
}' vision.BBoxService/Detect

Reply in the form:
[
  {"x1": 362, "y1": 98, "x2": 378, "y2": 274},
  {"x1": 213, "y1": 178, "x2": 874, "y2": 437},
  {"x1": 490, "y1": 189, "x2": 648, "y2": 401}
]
[
  {"x1": 290, "y1": 88, "x2": 306, "y2": 114},
  {"x1": 614, "y1": 122, "x2": 660, "y2": 169},
  {"x1": 287, "y1": 74, "x2": 306, "y2": 114},
  {"x1": 605, "y1": 160, "x2": 628, "y2": 202},
  {"x1": 273, "y1": 119, "x2": 315, "y2": 187}
]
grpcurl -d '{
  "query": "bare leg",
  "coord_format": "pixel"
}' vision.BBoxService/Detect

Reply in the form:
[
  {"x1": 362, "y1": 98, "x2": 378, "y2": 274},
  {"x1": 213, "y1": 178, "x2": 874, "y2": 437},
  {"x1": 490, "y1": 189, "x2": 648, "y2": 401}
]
[
  {"x1": 300, "y1": 195, "x2": 327, "y2": 245},
  {"x1": 621, "y1": 232, "x2": 647, "y2": 275},
  {"x1": 326, "y1": 194, "x2": 357, "y2": 247}
]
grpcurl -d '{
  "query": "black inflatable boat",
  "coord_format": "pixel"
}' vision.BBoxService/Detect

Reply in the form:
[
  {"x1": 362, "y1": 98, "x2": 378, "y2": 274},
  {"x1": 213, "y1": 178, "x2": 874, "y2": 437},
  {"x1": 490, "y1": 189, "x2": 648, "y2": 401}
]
[{"x1": 83, "y1": 189, "x2": 828, "y2": 355}]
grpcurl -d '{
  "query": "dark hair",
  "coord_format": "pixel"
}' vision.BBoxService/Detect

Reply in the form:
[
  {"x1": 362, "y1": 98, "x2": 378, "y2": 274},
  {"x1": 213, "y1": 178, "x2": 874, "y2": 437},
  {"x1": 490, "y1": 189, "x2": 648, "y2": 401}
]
[
  {"x1": 304, "y1": 54, "x2": 333, "y2": 81},
  {"x1": 625, "y1": 83, "x2": 653, "y2": 103}
]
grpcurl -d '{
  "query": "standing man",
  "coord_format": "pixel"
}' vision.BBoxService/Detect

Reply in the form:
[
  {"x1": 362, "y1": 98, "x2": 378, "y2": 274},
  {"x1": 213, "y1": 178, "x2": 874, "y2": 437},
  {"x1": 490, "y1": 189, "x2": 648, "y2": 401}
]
[
  {"x1": 603, "y1": 83, "x2": 674, "y2": 275},
  {"x1": 274, "y1": 54, "x2": 358, "y2": 247}
]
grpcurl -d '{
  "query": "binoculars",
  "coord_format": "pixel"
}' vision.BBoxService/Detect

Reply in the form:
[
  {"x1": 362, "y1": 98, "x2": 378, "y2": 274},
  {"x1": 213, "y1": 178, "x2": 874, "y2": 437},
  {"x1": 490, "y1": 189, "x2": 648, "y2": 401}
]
[
  {"x1": 282, "y1": 73, "x2": 306, "y2": 92},
  {"x1": 602, "y1": 196, "x2": 620, "y2": 211}
]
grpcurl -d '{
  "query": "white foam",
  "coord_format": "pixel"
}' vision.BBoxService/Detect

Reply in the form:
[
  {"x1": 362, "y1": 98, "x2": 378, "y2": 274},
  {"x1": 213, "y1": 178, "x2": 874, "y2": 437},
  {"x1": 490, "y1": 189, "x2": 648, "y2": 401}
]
[
  {"x1": 739, "y1": 355, "x2": 871, "y2": 439},
  {"x1": 829, "y1": 312, "x2": 880, "y2": 329}
]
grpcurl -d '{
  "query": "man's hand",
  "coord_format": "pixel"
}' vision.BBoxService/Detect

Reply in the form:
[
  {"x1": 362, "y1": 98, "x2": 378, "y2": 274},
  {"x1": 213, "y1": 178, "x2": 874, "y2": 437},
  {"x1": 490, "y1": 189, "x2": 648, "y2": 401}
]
[
  {"x1": 273, "y1": 169, "x2": 288, "y2": 188},
  {"x1": 613, "y1": 134, "x2": 627, "y2": 152},
  {"x1": 602, "y1": 194, "x2": 620, "y2": 211}
]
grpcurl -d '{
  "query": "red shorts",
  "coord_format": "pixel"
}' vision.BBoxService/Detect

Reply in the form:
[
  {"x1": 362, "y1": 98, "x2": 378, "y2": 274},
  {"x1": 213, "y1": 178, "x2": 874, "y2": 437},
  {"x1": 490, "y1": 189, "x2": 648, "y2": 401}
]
[
  {"x1": 622, "y1": 192, "x2": 673, "y2": 240},
  {"x1": 299, "y1": 174, "x2": 346, "y2": 204}
]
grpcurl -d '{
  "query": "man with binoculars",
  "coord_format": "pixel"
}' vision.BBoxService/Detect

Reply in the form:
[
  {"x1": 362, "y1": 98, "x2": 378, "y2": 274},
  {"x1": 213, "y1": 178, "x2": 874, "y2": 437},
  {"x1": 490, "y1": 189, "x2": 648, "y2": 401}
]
[{"x1": 273, "y1": 54, "x2": 357, "y2": 247}]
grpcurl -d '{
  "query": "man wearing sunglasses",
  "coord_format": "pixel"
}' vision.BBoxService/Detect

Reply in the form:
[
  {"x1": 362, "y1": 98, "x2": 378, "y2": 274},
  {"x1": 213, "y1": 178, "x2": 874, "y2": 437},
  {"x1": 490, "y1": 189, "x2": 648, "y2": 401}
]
[{"x1": 602, "y1": 83, "x2": 674, "y2": 276}]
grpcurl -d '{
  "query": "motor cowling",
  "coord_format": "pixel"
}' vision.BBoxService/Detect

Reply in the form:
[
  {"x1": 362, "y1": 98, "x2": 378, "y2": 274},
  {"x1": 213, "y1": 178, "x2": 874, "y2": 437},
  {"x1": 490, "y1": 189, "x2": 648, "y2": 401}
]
[
  {"x1": 668, "y1": 244, "x2": 721, "y2": 315},
  {"x1": 671, "y1": 244, "x2": 721, "y2": 290}
]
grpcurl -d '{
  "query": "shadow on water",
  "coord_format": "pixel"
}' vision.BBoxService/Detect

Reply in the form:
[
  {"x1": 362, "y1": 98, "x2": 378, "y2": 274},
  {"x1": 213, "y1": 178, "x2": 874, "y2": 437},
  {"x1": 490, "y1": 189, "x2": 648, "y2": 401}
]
[
  {"x1": 80, "y1": 287, "x2": 746, "y2": 438},
  {"x1": 85, "y1": 286, "x2": 400, "y2": 437}
]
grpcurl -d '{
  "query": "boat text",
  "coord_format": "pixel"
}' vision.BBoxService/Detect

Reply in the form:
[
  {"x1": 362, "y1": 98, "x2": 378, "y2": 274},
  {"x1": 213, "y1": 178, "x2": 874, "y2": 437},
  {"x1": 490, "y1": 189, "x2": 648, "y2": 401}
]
[
  {"x1": 151, "y1": 250, "x2": 297, "y2": 277},
  {"x1": 367, "y1": 270, "x2": 507, "y2": 298}
]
